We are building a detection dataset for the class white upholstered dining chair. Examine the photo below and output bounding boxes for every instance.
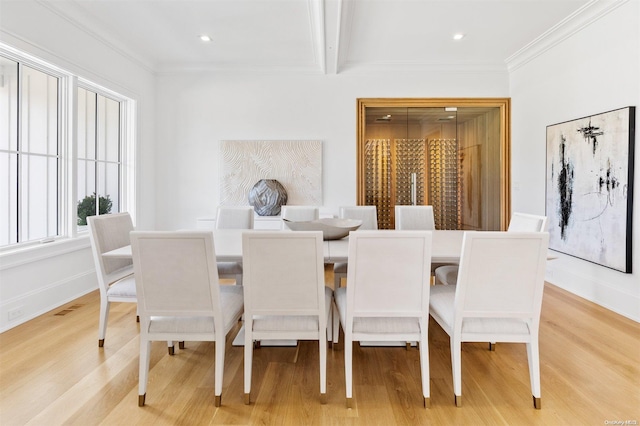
[507,212,548,232]
[429,231,549,409]
[130,231,244,407]
[333,205,378,288]
[394,205,449,280]
[434,212,547,286]
[394,205,435,230]
[215,206,254,285]
[241,231,331,404]
[88,212,137,348]
[280,205,319,228]
[334,230,433,408]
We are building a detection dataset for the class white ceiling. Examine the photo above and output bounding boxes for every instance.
[23,0,592,74]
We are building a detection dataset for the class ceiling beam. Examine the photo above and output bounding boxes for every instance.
[323,0,341,74]
[308,0,326,73]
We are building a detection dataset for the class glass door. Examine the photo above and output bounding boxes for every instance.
[357,99,510,230]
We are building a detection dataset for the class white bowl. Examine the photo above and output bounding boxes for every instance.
[283,218,362,240]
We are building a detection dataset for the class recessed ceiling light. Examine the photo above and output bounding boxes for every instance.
[199,35,212,42]
[453,33,465,41]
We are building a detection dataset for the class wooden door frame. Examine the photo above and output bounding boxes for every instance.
[356,98,511,230]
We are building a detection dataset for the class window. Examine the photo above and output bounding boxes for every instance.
[1,56,61,246]
[0,45,134,249]
[77,88,122,229]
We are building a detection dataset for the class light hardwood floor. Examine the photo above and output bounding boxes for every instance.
[1,269,639,425]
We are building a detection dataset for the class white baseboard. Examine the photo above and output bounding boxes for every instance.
[0,271,97,333]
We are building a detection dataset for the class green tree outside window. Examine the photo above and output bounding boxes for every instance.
[77,193,113,225]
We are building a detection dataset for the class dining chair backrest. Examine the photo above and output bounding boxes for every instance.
[346,230,432,321]
[216,206,255,229]
[454,231,549,324]
[433,212,548,287]
[130,230,244,407]
[395,205,435,230]
[281,206,319,230]
[337,230,433,407]
[242,231,325,316]
[131,231,222,319]
[508,212,547,232]
[88,212,135,287]
[339,206,378,230]
[281,205,320,222]
[241,230,329,404]
[429,231,549,408]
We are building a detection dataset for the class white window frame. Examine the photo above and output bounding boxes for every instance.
[75,80,135,233]
[0,43,136,252]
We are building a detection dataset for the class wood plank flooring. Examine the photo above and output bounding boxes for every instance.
[1,269,639,425]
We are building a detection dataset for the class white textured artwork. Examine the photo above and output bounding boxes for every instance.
[220,140,322,208]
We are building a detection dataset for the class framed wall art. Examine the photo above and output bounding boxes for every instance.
[546,106,635,273]
[219,140,322,208]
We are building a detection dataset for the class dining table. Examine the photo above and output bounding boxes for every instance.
[102,228,468,264]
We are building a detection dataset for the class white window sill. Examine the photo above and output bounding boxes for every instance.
[0,236,91,271]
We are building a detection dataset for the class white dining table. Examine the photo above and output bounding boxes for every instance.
[102,229,468,264]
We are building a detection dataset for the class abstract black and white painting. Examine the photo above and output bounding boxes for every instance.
[546,107,635,273]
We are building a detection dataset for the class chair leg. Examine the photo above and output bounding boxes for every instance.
[326,305,333,345]
[345,335,353,407]
[168,341,175,356]
[179,341,185,350]
[533,396,542,409]
[98,299,110,347]
[489,342,496,351]
[139,339,151,406]
[214,336,225,407]
[332,300,340,345]
[334,273,342,289]
[419,330,430,408]
[244,323,253,405]
[346,397,354,408]
[293,341,301,363]
[526,340,542,409]
[319,332,327,404]
[451,337,462,407]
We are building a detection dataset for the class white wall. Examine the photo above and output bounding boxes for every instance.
[0,0,156,331]
[154,70,509,230]
[1,0,637,332]
[509,0,639,321]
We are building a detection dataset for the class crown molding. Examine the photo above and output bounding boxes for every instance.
[0,31,144,100]
[338,60,509,74]
[34,0,157,75]
[506,0,630,72]
[155,63,326,76]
